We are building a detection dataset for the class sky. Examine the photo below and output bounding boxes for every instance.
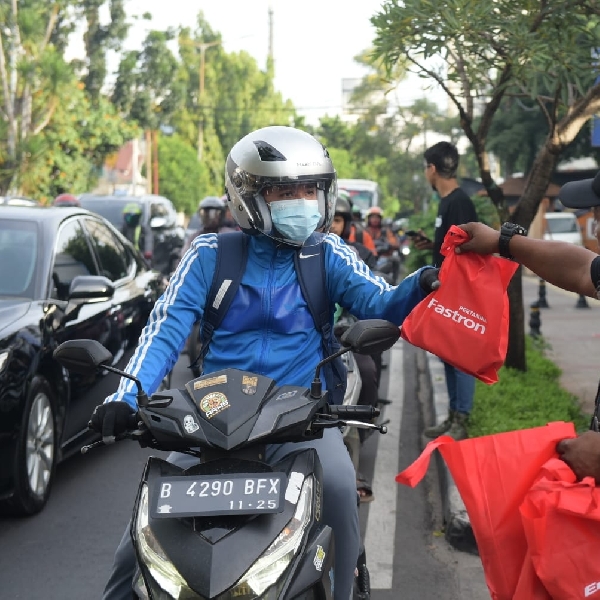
[66,0,445,124]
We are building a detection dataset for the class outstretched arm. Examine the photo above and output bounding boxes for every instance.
[457,222,597,298]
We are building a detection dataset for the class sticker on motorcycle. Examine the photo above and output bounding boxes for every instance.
[242,375,258,395]
[313,545,326,572]
[285,471,304,504]
[275,390,297,401]
[199,392,230,419]
[314,479,322,522]
[183,414,200,434]
[194,374,227,390]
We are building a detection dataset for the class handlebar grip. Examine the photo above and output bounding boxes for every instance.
[328,405,380,420]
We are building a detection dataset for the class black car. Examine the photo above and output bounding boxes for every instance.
[0,206,167,515]
[78,194,185,276]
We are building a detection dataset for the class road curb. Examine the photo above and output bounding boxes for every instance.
[423,351,478,555]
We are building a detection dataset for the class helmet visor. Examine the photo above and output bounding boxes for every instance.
[257,179,332,236]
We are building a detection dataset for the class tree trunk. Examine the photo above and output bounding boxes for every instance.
[511,143,561,228]
[502,142,561,370]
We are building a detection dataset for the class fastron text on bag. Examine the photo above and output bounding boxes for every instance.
[426,297,487,335]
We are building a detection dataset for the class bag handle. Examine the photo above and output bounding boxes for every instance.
[396,435,455,487]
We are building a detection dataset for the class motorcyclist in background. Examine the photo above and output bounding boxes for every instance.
[89,125,441,600]
[338,189,378,256]
[365,206,400,256]
[180,195,238,256]
[121,202,144,251]
[52,193,80,207]
[329,195,377,270]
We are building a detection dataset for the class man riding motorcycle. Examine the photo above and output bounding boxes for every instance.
[89,125,440,600]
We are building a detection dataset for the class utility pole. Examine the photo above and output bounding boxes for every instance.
[145,130,152,194]
[152,130,159,195]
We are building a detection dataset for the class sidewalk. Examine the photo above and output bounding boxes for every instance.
[522,273,600,414]
[422,272,600,553]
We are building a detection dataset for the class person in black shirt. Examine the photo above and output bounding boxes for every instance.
[413,141,479,440]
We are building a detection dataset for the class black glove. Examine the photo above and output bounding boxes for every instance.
[89,401,138,444]
[419,267,440,294]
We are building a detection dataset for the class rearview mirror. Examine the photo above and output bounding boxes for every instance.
[68,275,114,303]
[53,339,113,375]
[340,319,400,355]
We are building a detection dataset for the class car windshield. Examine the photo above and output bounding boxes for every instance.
[0,220,39,298]
[79,198,143,228]
[546,216,578,234]
[347,190,374,212]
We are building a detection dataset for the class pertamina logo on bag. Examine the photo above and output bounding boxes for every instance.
[426,298,487,335]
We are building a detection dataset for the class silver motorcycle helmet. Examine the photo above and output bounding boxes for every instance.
[224,126,337,246]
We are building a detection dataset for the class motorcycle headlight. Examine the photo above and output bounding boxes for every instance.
[223,476,314,599]
[401,246,410,256]
[135,484,199,599]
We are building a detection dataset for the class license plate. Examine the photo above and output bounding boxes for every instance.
[151,473,287,518]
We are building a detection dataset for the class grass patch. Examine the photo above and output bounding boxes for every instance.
[469,336,589,437]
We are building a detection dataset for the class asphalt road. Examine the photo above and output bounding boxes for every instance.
[0,344,487,599]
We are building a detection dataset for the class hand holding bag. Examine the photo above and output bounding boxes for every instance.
[396,421,576,600]
[401,225,518,383]
[520,457,600,600]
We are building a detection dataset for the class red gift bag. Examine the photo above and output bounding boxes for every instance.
[520,458,600,600]
[401,225,518,383]
[396,421,576,600]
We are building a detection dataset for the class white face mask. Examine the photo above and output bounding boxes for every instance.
[269,198,322,243]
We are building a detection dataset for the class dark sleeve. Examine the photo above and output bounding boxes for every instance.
[590,256,600,290]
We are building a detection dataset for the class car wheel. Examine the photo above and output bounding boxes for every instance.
[0,377,57,516]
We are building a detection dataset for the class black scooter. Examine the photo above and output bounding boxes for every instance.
[54,319,399,600]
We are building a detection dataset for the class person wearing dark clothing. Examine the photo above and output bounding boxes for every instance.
[413,141,479,440]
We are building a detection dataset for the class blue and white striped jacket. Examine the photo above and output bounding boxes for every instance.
[106,232,430,408]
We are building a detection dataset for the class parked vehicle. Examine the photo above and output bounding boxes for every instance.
[0,205,167,515]
[78,194,185,276]
[543,211,584,246]
[0,196,40,207]
[54,319,397,600]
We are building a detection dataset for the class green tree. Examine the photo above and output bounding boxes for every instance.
[0,0,74,192]
[488,96,600,177]
[80,0,129,102]
[111,29,181,129]
[156,134,212,215]
[170,12,295,190]
[372,0,600,371]
[19,80,135,201]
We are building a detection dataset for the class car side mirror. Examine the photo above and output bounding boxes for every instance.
[68,275,114,303]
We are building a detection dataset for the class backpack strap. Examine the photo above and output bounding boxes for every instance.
[294,233,330,340]
[190,232,248,372]
[294,233,347,404]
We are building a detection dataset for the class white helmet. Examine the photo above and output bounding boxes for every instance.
[225,126,337,246]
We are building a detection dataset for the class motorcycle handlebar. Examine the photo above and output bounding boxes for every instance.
[328,405,380,420]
